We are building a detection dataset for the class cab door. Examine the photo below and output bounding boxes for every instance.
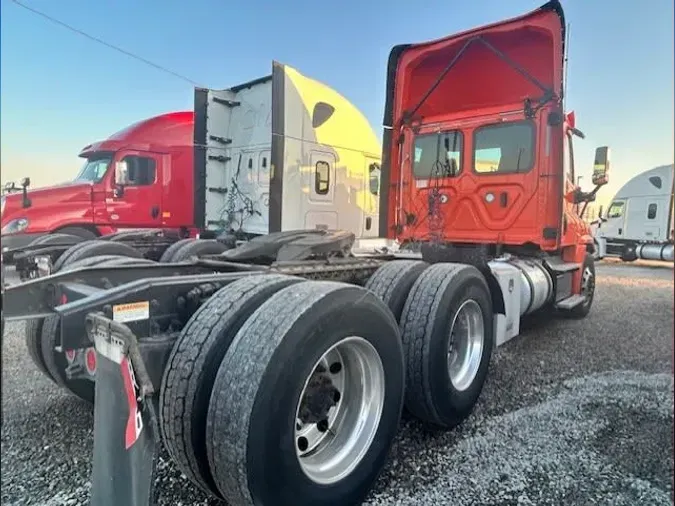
[106,150,164,228]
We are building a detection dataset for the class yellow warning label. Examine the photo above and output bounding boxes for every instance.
[112,301,150,323]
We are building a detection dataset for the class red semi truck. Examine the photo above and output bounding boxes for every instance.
[2,66,384,278]
[1,111,196,251]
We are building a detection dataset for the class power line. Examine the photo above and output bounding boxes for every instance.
[8,0,201,86]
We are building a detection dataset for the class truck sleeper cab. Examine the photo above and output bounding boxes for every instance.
[593,164,674,262]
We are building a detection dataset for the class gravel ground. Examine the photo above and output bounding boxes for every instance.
[1,261,673,506]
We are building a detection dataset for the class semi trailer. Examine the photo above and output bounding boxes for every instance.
[592,163,674,262]
[1,64,383,280]
[1,1,609,505]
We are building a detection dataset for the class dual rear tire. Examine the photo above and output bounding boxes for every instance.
[159,260,494,504]
[366,260,494,428]
[160,276,404,505]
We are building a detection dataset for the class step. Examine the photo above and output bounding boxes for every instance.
[544,258,581,273]
[555,294,586,310]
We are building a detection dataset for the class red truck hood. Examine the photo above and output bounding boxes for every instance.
[384,0,565,125]
[2,181,93,224]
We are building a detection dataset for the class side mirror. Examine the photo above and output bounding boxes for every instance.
[592,146,610,186]
[19,177,31,208]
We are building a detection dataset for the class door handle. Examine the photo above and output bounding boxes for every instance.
[151,206,160,219]
[499,192,508,208]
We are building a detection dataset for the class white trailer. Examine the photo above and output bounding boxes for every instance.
[593,164,674,262]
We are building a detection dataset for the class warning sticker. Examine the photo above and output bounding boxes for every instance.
[112,301,150,323]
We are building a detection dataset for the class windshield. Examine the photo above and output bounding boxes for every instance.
[74,154,112,183]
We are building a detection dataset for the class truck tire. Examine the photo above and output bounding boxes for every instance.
[160,274,305,496]
[24,253,120,386]
[51,240,99,272]
[24,252,122,385]
[562,253,596,319]
[365,260,429,322]
[54,226,98,240]
[25,318,55,383]
[620,243,638,262]
[400,263,493,429]
[169,239,230,262]
[29,233,85,247]
[159,238,195,263]
[53,240,141,272]
[40,315,95,404]
[39,254,155,403]
[205,281,405,506]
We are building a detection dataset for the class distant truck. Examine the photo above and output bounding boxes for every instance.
[1,64,382,271]
[592,164,674,262]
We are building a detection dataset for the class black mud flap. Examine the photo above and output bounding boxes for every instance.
[86,312,159,506]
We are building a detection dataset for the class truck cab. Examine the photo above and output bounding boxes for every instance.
[380,0,607,265]
[593,164,674,261]
[1,112,195,250]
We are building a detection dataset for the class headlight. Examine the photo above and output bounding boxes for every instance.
[1,218,29,234]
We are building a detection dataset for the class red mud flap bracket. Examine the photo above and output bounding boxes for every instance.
[85,312,159,506]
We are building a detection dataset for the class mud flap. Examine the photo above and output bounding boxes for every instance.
[86,312,159,506]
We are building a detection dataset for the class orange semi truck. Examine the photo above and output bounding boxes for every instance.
[2,2,610,505]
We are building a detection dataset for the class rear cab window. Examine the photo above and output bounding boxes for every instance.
[412,130,463,179]
[473,121,535,174]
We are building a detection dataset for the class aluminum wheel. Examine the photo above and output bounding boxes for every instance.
[295,336,385,485]
[447,299,484,392]
[580,266,595,305]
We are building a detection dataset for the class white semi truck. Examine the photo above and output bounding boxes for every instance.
[593,164,674,262]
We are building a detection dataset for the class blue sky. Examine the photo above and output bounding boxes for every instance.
[1,0,673,204]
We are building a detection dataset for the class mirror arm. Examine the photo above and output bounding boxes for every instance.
[570,127,585,139]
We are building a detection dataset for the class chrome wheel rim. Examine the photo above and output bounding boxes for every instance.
[447,299,484,392]
[294,336,385,485]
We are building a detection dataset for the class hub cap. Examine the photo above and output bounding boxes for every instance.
[294,336,385,485]
[447,299,484,392]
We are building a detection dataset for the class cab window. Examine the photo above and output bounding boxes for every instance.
[75,154,112,183]
[564,133,575,182]
[315,161,330,195]
[607,201,625,218]
[412,130,462,179]
[473,121,535,174]
[369,163,381,196]
[122,156,156,186]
